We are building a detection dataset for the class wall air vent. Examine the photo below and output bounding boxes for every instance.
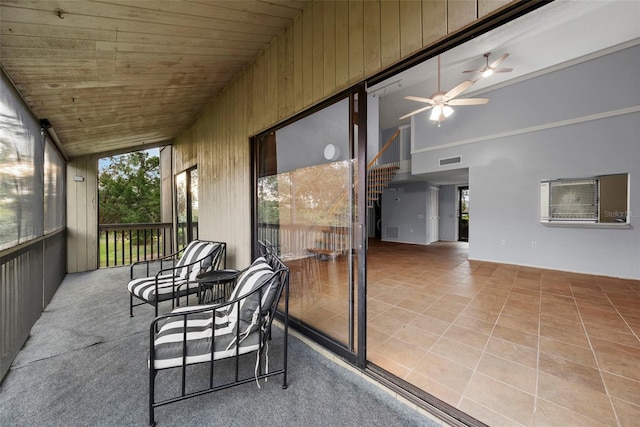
[385,226,399,239]
[439,156,461,166]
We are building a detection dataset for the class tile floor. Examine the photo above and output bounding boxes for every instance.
[365,240,640,427]
[284,239,640,426]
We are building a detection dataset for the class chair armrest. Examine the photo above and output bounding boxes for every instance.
[160,302,223,316]
[150,276,268,325]
[195,269,240,283]
[159,250,223,279]
[130,258,162,280]
[150,302,226,336]
[155,265,182,278]
[130,253,179,279]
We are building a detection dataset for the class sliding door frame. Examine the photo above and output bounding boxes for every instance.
[251,83,368,366]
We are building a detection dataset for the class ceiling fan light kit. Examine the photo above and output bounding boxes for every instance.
[482,68,494,78]
[399,55,495,125]
[430,105,454,121]
[465,52,513,79]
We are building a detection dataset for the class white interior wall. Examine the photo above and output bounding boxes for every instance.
[381,181,430,245]
[411,45,640,279]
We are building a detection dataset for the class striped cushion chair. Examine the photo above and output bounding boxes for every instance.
[128,240,226,317]
[148,255,290,426]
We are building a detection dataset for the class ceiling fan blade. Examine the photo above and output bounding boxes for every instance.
[447,98,490,105]
[399,105,434,120]
[489,52,509,69]
[443,80,474,101]
[404,95,435,104]
[463,53,511,75]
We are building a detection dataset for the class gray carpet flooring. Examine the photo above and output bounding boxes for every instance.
[0,266,441,427]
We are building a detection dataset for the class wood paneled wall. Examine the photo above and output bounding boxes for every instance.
[66,0,512,271]
[173,0,512,268]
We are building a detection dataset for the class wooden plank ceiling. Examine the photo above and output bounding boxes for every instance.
[0,0,309,158]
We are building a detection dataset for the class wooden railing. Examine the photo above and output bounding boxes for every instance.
[98,223,173,267]
[258,223,350,260]
[261,129,403,260]
[368,128,400,169]
[367,129,401,208]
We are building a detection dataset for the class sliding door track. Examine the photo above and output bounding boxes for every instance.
[366,364,488,427]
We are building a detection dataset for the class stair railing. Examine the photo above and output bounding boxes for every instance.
[367,128,400,169]
[328,128,402,217]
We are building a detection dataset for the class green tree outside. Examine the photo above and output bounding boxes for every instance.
[99,150,160,224]
[98,150,162,266]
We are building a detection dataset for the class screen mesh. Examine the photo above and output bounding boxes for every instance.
[44,139,65,233]
[1,72,44,250]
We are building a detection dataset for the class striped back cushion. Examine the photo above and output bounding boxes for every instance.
[175,240,218,280]
[226,257,274,328]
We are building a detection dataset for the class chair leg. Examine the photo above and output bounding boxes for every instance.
[282,352,288,389]
[129,294,134,317]
[149,367,157,426]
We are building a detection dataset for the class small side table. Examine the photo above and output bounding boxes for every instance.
[195,269,241,304]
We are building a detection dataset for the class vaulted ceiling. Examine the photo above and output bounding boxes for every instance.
[371,0,640,130]
[0,0,310,158]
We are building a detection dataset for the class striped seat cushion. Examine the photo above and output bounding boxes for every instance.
[152,257,278,370]
[152,305,263,370]
[175,240,220,281]
[226,257,274,320]
[128,240,220,303]
[127,274,196,303]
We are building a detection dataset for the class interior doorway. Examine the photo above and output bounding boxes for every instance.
[429,186,440,243]
[458,186,469,242]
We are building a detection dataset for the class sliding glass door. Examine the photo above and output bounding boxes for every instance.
[175,167,198,250]
[255,91,366,360]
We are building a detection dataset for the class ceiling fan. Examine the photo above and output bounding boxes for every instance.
[399,56,489,124]
[464,52,513,78]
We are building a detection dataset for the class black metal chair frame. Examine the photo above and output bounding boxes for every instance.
[147,254,289,426]
[129,240,227,317]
